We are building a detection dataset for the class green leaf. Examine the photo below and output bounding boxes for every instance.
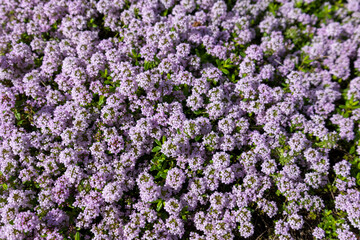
[216,59,221,67]
[152,146,161,152]
[162,135,166,143]
[221,68,229,75]
[131,49,137,57]
[356,173,360,186]
[98,95,105,106]
[149,199,160,204]
[235,22,242,30]
[194,110,204,115]
[324,210,332,216]
[104,79,112,85]
[156,200,163,211]
[2,184,7,190]
[14,112,21,120]
[159,171,167,179]
[161,9,168,16]
[75,232,80,240]
[183,84,189,96]
[350,146,356,154]
[158,156,165,163]
[150,164,159,171]
[155,139,162,146]
[195,135,202,142]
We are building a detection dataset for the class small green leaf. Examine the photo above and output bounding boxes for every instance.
[239,51,246,58]
[161,9,168,16]
[194,110,203,115]
[15,112,21,120]
[155,139,162,146]
[216,59,221,66]
[156,200,163,211]
[356,173,360,185]
[98,95,105,106]
[235,23,242,30]
[183,84,189,96]
[150,164,159,171]
[194,135,202,142]
[152,146,161,152]
[104,80,112,85]
[159,171,167,179]
[75,232,80,240]
[149,199,160,204]
[131,49,137,57]
[350,146,356,154]
[221,68,229,75]
[162,135,166,143]
[324,210,332,216]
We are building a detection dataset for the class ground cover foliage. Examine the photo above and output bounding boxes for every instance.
[0,0,360,239]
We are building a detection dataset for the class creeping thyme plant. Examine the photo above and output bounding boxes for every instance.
[1,0,360,239]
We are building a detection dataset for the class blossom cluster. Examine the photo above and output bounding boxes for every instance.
[0,0,360,239]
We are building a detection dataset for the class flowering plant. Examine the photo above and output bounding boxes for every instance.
[0,0,360,239]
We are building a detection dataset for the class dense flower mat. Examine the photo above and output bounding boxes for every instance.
[1,0,360,239]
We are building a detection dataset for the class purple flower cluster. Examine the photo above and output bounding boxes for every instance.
[0,0,360,239]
